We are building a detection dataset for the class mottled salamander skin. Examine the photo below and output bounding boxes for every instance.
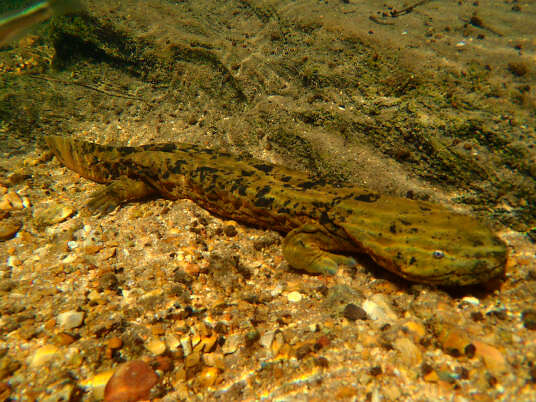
[45,135,507,286]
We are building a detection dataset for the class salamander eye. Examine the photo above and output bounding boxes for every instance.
[433,250,445,259]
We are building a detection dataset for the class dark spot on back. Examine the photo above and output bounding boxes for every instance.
[196,166,219,182]
[171,159,187,174]
[354,193,380,203]
[255,197,274,208]
[298,179,326,190]
[319,211,331,225]
[419,204,432,212]
[253,164,274,173]
[313,201,328,208]
[255,185,271,199]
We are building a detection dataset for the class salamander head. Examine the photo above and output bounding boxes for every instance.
[379,208,507,286]
[337,197,508,286]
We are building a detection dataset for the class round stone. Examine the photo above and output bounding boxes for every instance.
[343,303,368,321]
[104,360,158,402]
[57,311,85,330]
[521,309,536,330]
[287,291,303,303]
[0,220,22,241]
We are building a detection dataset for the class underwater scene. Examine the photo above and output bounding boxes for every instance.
[0,0,535,400]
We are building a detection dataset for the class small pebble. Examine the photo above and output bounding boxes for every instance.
[185,351,201,367]
[343,303,368,321]
[223,224,237,237]
[473,341,508,376]
[314,356,329,368]
[521,309,536,330]
[529,366,536,383]
[57,311,85,330]
[245,329,260,347]
[222,333,241,354]
[34,203,74,226]
[198,367,219,387]
[393,337,422,366]
[104,360,158,402]
[108,337,123,350]
[99,273,119,291]
[56,333,76,346]
[369,366,382,376]
[29,345,58,367]
[7,256,21,267]
[0,192,23,210]
[402,321,426,343]
[296,344,313,360]
[461,296,480,306]
[165,334,180,351]
[145,339,166,355]
[203,352,225,369]
[79,369,115,400]
[260,330,275,349]
[180,335,192,356]
[153,355,173,372]
[362,295,397,324]
[440,326,471,357]
[0,220,22,241]
[287,291,303,303]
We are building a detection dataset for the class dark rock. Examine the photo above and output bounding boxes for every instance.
[314,356,329,368]
[172,270,193,287]
[470,312,484,321]
[252,233,280,250]
[464,343,476,358]
[343,303,368,321]
[529,365,536,383]
[486,309,507,320]
[245,329,260,347]
[521,309,536,330]
[296,344,313,360]
[223,225,237,237]
[0,280,16,292]
[99,273,119,291]
[369,366,382,376]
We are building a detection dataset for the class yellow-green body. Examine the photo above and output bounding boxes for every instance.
[45,135,507,286]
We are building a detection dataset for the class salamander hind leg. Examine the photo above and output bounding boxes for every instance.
[87,176,156,214]
[282,224,357,275]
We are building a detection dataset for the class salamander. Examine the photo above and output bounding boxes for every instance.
[45,135,507,286]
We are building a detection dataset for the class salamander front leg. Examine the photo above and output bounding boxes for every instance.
[282,224,356,275]
[87,176,156,214]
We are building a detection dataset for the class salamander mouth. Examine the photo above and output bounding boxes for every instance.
[402,257,507,286]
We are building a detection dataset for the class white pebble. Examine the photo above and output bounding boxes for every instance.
[362,294,397,324]
[29,344,58,367]
[462,296,480,306]
[180,335,192,356]
[287,291,303,303]
[146,338,166,355]
[260,330,275,349]
[222,333,241,354]
[57,311,85,330]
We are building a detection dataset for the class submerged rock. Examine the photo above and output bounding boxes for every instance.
[0,220,21,241]
[34,203,74,227]
[104,360,158,402]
